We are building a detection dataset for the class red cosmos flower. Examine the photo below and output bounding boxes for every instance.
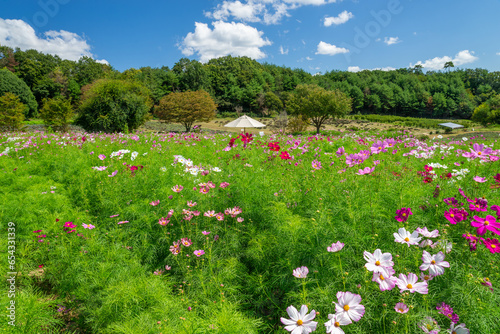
[82,136,86,142]
[280,151,291,160]
[229,138,236,147]
[268,142,280,151]
[130,166,138,172]
[240,133,253,147]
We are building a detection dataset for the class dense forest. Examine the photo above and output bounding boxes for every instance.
[1,44,500,121]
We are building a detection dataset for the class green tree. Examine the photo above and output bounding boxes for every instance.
[471,103,491,126]
[40,97,73,131]
[0,92,26,130]
[76,79,152,132]
[154,90,217,132]
[0,68,37,117]
[286,84,351,134]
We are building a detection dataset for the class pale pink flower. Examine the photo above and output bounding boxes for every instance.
[207,181,216,189]
[180,238,192,247]
[293,266,309,278]
[394,227,422,246]
[416,227,440,238]
[281,305,318,334]
[419,251,450,276]
[110,214,119,218]
[220,182,230,188]
[327,241,345,252]
[149,200,160,206]
[419,239,434,248]
[372,267,397,291]
[165,265,171,270]
[98,154,106,160]
[216,212,225,221]
[117,221,129,224]
[172,185,184,193]
[473,176,487,183]
[204,210,216,217]
[202,231,211,235]
[356,167,375,175]
[363,249,394,277]
[237,217,244,222]
[396,273,428,294]
[158,217,169,226]
[199,186,210,194]
[187,200,197,207]
[108,170,118,177]
[333,291,365,324]
[394,302,409,314]
[419,272,435,283]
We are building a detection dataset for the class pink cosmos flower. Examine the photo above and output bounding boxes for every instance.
[471,215,500,236]
[473,176,487,183]
[165,265,171,270]
[336,146,345,157]
[108,170,118,177]
[416,227,440,238]
[444,208,469,224]
[312,159,322,170]
[482,238,500,253]
[82,223,95,229]
[193,249,205,257]
[420,272,435,283]
[220,182,230,188]
[33,230,42,233]
[199,186,210,194]
[419,239,434,248]
[64,222,76,228]
[420,251,450,276]
[158,217,169,226]
[333,291,365,324]
[394,227,422,246]
[98,154,106,160]
[187,200,197,207]
[110,214,119,218]
[117,221,129,224]
[372,267,397,292]
[171,185,184,193]
[204,210,216,217]
[150,200,160,206]
[207,181,216,189]
[396,273,428,294]
[356,167,375,175]
[363,249,394,277]
[293,266,309,278]
[418,317,440,333]
[180,238,192,247]
[281,305,318,334]
[237,217,244,222]
[395,207,413,223]
[324,313,350,334]
[216,212,225,221]
[394,302,409,314]
[202,231,211,235]
[327,241,345,252]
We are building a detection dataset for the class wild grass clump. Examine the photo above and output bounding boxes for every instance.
[1,129,499,333]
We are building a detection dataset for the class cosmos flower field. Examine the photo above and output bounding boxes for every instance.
[1,129,499,333]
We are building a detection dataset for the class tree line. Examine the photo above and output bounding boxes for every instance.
[1,44,499,132]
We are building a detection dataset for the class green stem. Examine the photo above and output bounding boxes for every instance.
[301,280,307,305]
[338,252,345,291]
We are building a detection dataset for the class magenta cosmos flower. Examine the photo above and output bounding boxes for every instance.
[311,159,322,170]
[394,302,409,314]
[293,266,309,279]
[193,250,205,257]
[280,305,318,334]
[481,238,500,253]
[395,207,413,223]
[171,185,184,193]
[396,273,428,294]
[473,176,487,183]
[444,208,469,224]
[356,167,375,175]
[324,313,350,334]
[327,241,345,252]
[363,249,394,277]
[280,151,292,160]
[394,227,422,246]
[471,215,500,236]
[333,291,365,324]
[419,251,450,276]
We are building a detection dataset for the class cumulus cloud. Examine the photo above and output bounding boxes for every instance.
[410,50,478,70]
[0,18,105,62]
[324,10,353,27]
[206,0,338,25]
[348,66,396,72]
[383,36,400,45]
[180,21,272,63]
[279,45,288,54]
[315,41,349,56]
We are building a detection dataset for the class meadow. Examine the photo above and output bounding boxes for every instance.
[1,127,499,333]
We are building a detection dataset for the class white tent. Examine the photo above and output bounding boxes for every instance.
[224,115,266,132]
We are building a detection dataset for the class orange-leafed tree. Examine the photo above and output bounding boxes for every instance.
[155,90,217,132]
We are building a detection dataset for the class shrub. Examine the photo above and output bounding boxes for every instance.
[0,92,26,131]
[39,97,74,132]
[76,79,152,133]
[287,115,309,133]
[0,68,37,117]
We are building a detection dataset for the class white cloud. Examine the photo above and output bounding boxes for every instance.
[180,21,272,63]
[306,56,313,60]
[315,41,349,56]
[207,1,264,22]
[497,52,500,56]
[284,0,337,5]
[0,18,105,62]
[383,36,400,45]
[411,50,478,70]
[324,10,353,26]
[348,66,396,72]
[279,45,288,54]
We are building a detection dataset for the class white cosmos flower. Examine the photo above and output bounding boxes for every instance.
[363,249,394,277]
[416,227,440,238]
[325,313,350,334]
[419,251,450,276]
[280,305,318,334]
[333,291,365,324]
[394,227,422,246]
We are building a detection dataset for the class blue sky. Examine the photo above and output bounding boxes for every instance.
[1,0,499,74]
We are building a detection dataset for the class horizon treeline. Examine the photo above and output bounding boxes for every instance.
[1,45,499,119]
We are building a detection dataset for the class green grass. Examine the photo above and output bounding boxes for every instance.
[1,129,499,333]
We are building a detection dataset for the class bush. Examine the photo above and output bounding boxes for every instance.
[0,68,37,117]
[287,115,309,133]
[0,92,26,131]
[76,79,152,133]
[39,97,73,132]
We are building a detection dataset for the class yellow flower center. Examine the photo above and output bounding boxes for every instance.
[406,284,413,289]
[380,274,385,280]
[343,305,350,311]
[404,237,410,242]
[424,275,430,280]
[485,221,489,225]
[402,213,406,217]
[399,308,404,312]
[478,152,482,155]
[447,314,452,318]
[427,324,433,330]
[492,245,497,249]
[431,260,436,264]
[452,332,457,334]
[450,214,454,218]
[375,261,381,266]
[297,320,303,325]
[378,147,382,150]
[334,321,340,327]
